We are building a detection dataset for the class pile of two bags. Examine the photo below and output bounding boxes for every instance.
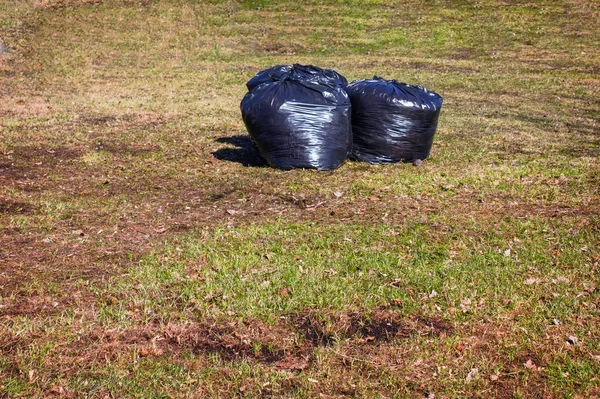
[240,64,443,170]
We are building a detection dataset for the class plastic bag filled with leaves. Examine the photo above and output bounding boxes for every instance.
[240,64,352,170]
[346,76,442,164]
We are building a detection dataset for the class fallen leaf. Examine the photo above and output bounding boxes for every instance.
[279,288,290,297]
[466,368,478,383]
[566,335,578,345]
[333,191,343,198]
[226,209,237,215]
[50,386,65,394]
[154,227,167,234]
[308,378,319,383]
[390,298,403,306]
[490,374,499,381]
[524,278,537,285]
[460,298,471,312]
[524,358,537,371]
[139,346,163,357]
[413,159,422,166]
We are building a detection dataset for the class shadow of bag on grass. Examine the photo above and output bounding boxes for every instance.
[212,135,267,167]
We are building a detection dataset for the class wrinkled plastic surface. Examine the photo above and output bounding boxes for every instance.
[346,76,443,164]
[241,64,352,170]
[246,64,348,92]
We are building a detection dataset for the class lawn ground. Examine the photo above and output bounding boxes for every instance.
[0,0,599,397]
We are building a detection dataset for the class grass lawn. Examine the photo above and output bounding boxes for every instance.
[1,0,599,397]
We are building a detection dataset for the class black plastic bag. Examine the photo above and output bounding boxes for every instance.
[246,64,348,92]
[346,77,443,164]
[240,64,352,171]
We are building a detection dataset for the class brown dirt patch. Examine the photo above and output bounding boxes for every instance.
[0,145,84,183]
[295,308,453,347]
[4,309,453,377]
[0,200,36,214]
[44,318,302,373]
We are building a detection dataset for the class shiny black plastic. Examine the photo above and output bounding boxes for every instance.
[346,77,443,164]
[240,64,352,170]
[246,64,348,92]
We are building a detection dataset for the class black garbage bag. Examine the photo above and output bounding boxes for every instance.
[240,64,352,170]
[246,64,348,92]
[346,77,443,164]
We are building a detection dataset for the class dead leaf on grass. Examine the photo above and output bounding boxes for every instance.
[566,335,579,345]
[139,346,164,357]
[466,368,478,383]
[49,385,65,395]
[524,358,538,371]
